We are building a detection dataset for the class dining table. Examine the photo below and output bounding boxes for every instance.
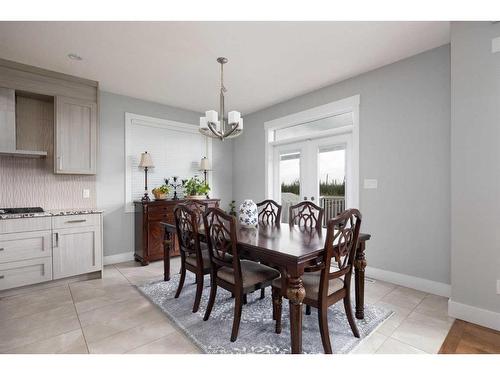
[161,221,371,354]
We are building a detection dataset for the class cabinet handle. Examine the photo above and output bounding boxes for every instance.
[66,219,87,223]
[0,275,4,279]
[0,248,4,251]
[57,156,62,171]
[54,233,59,248]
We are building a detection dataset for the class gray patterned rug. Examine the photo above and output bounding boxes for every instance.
[137,273,392,354]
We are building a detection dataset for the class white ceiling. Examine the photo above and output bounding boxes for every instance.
[0,22,450,115]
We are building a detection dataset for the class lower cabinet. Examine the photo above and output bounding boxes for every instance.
[52,225,102,279]
[0,257,52,290]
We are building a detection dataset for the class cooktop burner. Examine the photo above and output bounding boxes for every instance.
[0,207,45,215]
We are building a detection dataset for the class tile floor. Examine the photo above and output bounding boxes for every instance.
[0,258,454,354]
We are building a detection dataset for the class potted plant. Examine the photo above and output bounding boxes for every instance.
[183,176,210,199]
[152,184,171,200]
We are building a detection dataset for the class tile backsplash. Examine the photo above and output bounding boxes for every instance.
[0,156,96,209]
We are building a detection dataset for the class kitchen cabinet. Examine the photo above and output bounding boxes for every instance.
[54,95,97,175]
[52,217,102,279]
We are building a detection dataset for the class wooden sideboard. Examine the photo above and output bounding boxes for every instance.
[133,199,220,265]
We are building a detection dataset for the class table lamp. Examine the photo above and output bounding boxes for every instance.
[139,151,154,201]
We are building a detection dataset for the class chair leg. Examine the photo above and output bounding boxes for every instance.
[174,260,186,298]
[231,292,243,342]
[203,275,217,321]
[273,288,282,334]
[192,272,204,313]
[343,294,360,338]
[318,306,332,354]
[260,288,265,299]
[271,287,278,320]
[243,294,248,305]
[305,304,311,315]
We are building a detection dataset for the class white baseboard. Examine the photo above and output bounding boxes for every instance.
[365,266,451,297]
[103,251,134,265]
[448,299,500,331]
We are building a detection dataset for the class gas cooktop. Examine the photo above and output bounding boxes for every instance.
[0,207,45,215]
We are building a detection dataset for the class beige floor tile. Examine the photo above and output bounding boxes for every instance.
[351,332,388,354]
[0,304,80,352]
[79,296,166,343]
[126,330,201,354]
[390,311,452,353]
[6,329,88,354]
[0,285,72,321]
[413,294,452,322]
[88,318,177,354]
[71,283,142,314]
[380,286,427,310]
[375,338,426,354]
[376,302,413,336]
[364,279,398,304]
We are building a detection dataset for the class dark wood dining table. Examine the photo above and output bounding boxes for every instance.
[161,221,370,354]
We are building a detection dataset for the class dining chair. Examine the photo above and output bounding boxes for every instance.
[173,204,211,313]
[272,208,362,354]
[256,199,282,225]
[203,207,280,342]
[289,201,324,231]
[182,199,208,226]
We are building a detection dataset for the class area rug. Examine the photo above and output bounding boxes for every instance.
[137,273,392,354]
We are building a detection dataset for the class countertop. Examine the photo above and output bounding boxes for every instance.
[0,208,103,220]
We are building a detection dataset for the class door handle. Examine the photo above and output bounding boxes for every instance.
[311,196,315,201]
[54,232,59,248]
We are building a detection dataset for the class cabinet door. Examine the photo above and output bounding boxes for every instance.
[52,226,102,279]
[55,96,97,174]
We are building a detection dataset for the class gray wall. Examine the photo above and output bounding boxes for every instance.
[233,45,451,284]
[450,22,500,313]
[97,92,233,257]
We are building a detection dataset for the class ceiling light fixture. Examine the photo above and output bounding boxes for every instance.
[199,57,243,141]
[67,53,83,61]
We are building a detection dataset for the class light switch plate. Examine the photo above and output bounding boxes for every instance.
[492,36,500,53]
[363,179,378,189]
[83,189,90,199]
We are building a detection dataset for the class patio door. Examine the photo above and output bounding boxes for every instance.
[273,134,352,224]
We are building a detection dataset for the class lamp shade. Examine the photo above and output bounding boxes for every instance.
[138,152,154,168]
[199,157,211,171]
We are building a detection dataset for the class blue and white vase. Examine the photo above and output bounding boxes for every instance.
[238,199,258,228]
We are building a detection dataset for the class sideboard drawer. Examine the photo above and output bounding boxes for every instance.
[52,214,100,229]
[0,217,51,234]
[0,230,52,263]
[0,257,52,290]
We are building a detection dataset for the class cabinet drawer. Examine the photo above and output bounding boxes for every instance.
[148,206,174,222]
[0,217,51,234]
[0,257,52,290]
[0,230,52,263]
[52,214,100,229]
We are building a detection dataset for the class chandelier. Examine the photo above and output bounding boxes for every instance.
[199,57,243,140]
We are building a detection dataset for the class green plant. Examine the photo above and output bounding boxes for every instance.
[152,184,171,194]
[229,200,237,216]
[281,179,345,196]
[183,176,210,196]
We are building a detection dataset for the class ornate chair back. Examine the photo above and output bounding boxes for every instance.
[182,199,208,227]
[203,208,242,284]
[256,199,282,225]
[289,201,324,230]
[174,205,203,265]
[319,209,362,298]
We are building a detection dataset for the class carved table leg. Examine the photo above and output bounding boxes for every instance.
[286,274,306,354]
[163,230,172,281]
[354,241,367,319]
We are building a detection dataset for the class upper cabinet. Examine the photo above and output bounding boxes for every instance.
[55,96,97,174]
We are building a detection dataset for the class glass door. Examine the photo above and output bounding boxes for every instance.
[272,134,352,225]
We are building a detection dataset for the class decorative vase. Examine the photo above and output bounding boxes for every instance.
[238,199,258,228]
[186,195,205,200]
